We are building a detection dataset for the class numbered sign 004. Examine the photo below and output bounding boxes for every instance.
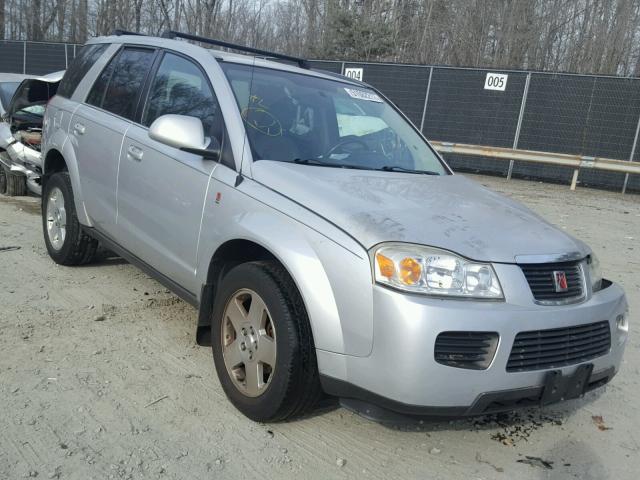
[484,73,508,91]
[344,68,363,81]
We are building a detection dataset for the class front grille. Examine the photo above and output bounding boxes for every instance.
[507,321,611,372]
[435,331,499,370]
[520,261,584,303]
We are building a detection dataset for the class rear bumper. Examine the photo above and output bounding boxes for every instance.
[317,278,628,415]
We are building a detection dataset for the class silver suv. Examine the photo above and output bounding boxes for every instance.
[41,32,629,422]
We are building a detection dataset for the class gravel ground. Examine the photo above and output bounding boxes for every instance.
[1,174,639,480]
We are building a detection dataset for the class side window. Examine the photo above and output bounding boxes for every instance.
[57,43,108,98]
[87,47,155,121]
[86,54,116,108]
[142,52,222,142]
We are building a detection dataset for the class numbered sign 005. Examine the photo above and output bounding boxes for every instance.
[484,73,508,91]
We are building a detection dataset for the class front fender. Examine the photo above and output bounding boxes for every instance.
[197,174,374,357]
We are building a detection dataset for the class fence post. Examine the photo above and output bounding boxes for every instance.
[622,110,640,194]
[64,44,68,68]
[507,72,531,180]
[419,67,434,133]
[22,41,26,74]
[340,62,345,75]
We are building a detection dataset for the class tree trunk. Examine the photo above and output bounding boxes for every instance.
[78,0,88,41]
[32,0,43,41]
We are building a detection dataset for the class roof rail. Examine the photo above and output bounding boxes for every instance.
[161,30,310,69]
[111,29,145,36]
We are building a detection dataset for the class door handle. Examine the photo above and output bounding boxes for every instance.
[127,145,144,162]
[73,123,86,135]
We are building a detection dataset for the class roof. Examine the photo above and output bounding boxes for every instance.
[88,34,365,88]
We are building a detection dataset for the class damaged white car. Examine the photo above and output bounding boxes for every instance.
[0,71,63,196]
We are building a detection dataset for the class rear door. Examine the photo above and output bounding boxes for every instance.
[116,51,225,292]
[71,46,156,235]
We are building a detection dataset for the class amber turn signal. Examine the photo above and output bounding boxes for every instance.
[376,253,395,279]
[400,257,422,285]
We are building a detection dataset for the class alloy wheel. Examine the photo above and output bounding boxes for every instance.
[46,186,67,250]
[221,288,277,397]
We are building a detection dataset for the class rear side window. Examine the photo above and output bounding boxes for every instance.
[86,55,117,108]
[87,47,155,121]
[57,43,108,98]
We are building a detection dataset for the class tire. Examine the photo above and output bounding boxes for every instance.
[2,164,27,196]
[42,172,98,265]
[211,261,322,422]
[0,163,7,195]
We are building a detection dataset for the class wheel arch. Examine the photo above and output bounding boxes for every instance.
[196,234,347,358]
[197,238,305,345]
[43,148,67,180]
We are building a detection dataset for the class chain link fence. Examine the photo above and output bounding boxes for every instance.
[0,40,81,75]
[1,40,639,192]
[315,60,640,193]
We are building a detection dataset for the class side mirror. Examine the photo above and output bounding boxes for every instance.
[148,114,220,161]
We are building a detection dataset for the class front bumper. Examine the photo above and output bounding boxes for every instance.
[317,275,628,415]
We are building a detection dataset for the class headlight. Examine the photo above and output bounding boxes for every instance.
[587,253,603,292]
[373,243,503,299]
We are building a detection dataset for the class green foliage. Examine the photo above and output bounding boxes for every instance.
[320,6,394,60]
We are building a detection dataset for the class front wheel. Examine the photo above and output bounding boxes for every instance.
[211,261,322,422]
[42,172,98,265]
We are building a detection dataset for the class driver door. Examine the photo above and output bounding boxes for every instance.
[116,51,225,293]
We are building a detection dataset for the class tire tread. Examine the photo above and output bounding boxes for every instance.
[257,261,322,421]
[3,165,27,196]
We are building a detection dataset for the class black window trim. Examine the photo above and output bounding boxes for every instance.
[83,44,160,125]
[85,45,120,110]
[138,47,234,169]
[138,48,220,130]
[81,43,235,170]
[58,43,110,99]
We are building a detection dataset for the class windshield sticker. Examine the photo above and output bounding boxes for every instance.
[241,95,283,137]
[344,87,383,103]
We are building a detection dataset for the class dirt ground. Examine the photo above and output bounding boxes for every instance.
[0,174,639,480]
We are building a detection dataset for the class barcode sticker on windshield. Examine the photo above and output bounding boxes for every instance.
[344,87,383,103]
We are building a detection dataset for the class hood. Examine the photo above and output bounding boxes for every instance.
[252,161,590,263]
[6,70,64,118]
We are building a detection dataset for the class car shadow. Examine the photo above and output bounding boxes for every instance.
[76,249,128,266]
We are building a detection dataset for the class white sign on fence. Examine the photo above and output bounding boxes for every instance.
[344,68,364,81]
[484,73,508,91]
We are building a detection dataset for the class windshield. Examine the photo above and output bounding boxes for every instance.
[219,63,447,175]
[16,105,46,118]
[0,82,20,110]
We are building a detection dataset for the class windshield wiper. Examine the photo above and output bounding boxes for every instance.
[380,165,440,175]
[292,158,371,170]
